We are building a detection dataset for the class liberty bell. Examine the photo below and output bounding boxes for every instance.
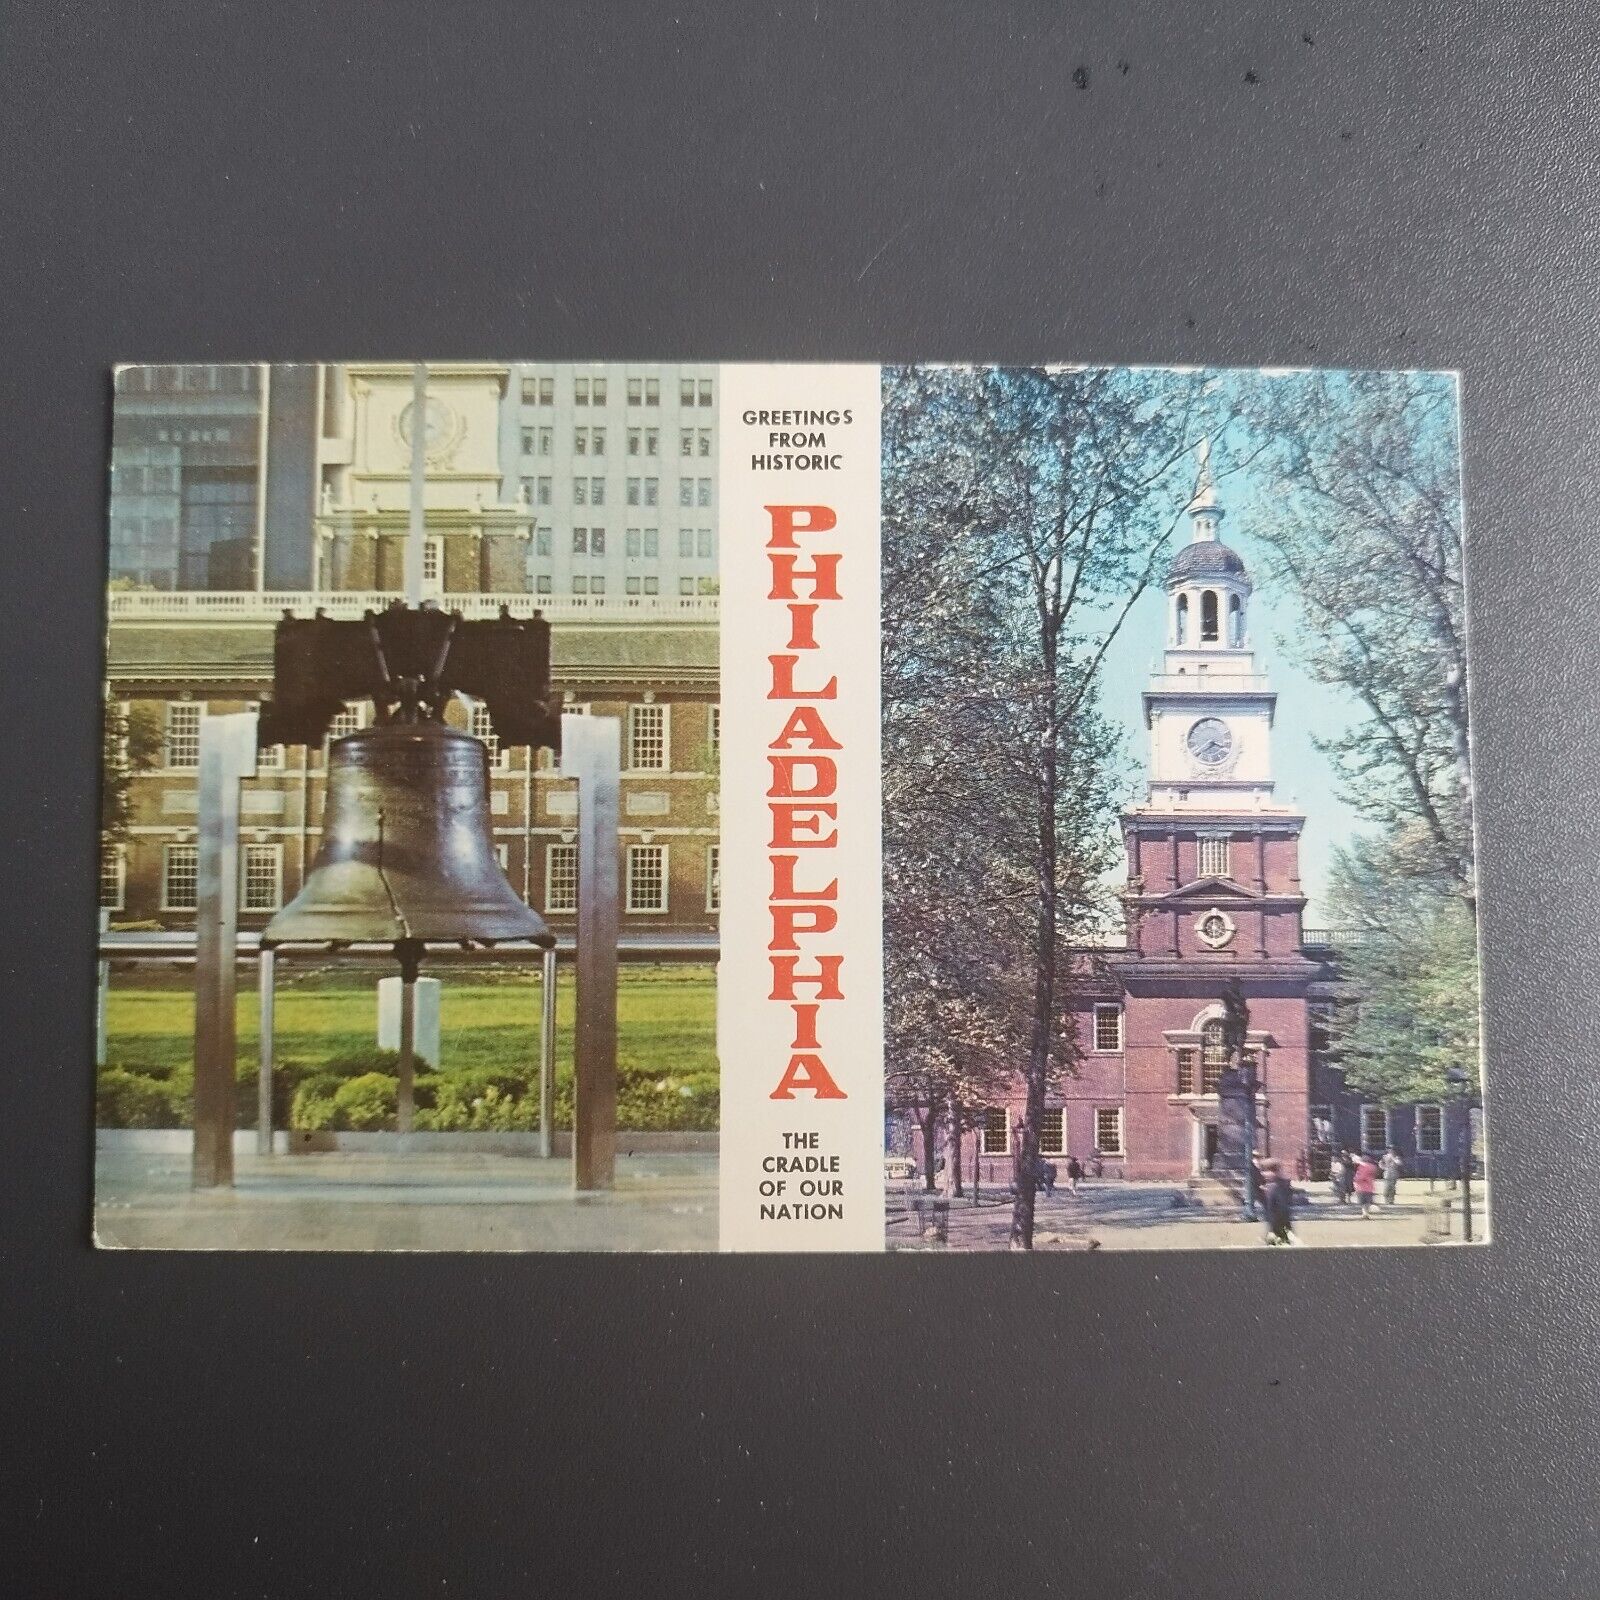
[258,602,561,976]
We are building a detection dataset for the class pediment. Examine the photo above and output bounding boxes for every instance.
[1154,875,1261,904]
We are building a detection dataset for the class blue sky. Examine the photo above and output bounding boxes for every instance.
[1091,447,1366,926]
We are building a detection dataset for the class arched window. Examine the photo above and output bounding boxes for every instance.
[1228,593,1243,647]
[1201,1018,1228,1092]
[1201,590,1219,642]
[1174,592,1189,645]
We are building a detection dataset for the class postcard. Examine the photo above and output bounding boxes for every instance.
[95,362,1485,1250]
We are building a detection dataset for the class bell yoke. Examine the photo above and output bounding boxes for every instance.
[258,602,562,977]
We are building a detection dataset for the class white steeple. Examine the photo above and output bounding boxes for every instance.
[1186,436,1225,543]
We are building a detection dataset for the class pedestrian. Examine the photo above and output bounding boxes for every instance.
[1066,1155,1083,1196]
[1040,1159,1057,1197]
[1262,1160,1296,1245]
[1329,1150,1347,1204]
[1353,1150,1380,1217]
[1381,1147,1403,1207]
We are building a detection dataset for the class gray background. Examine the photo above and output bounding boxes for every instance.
[2,3,1596,1595]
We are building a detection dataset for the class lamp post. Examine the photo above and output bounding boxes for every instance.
[1444,1065,1476,1243]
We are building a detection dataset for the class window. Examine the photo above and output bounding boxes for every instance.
[593,377,607,405]
[494,843,510,871]
[574,377,590,405]
[626,576,641,596]
[574,477,588,505]
[591,527,606,555]
[625,528,641,557]
[545,843,577,913]
[538,427,552,456]
[1094,1107,1124,1156]
[643,576,658,595]
[242,843,282,912]
[573,528,588,555]
[1416,1104,1445,1155]
[590,477,605,506]
[1228,593,1243,646]
[680,428,694,457]
[698,428,712,457]
[163,843,199,910]
[1196,836,1229,878]
[1201,1019,1228,1093]
[679,577,694,595]
[329,703,366,740]
[642,528,658,558]
[1093,1004,1123,1053]
[644,478,658,507]
[1175,1048,1195,1096]
[627,478,640,506]
[521,375,554,404]
[470,702,506,769]
[628,428,642,456]
[590,575,605,595]
[1038,1109,1064,1155]
[1201,590,1219,642]
[708,705,721,761]
[982,1107,1009,1155]
[645,427,658,456]
[697,528,714,558]
[99,843,126,910]
[536,574,552,594]
[574,427,588,455]
[536,477,552,506]
[521,429,535,455]
[572,576,588,595]
[1361,1105,1391,1152]
[1174,592,1189,645]
[645,378,659,406]
[678,480,694,508]
[706,844,721,912]
[678,527,694,558]
[696,477,712,507]
[628,703,668,771]
[165,702,201,768]
[698,379,712,406]
[626,844,667,912]
[592,427,606,456]
[627,378,642,405]
[422,536,442,585]
[680,378,695,405]
[535,526,552,557]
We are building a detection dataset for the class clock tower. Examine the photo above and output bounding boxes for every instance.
[1096,441,1320,1181]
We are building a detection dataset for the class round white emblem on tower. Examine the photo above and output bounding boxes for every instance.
[1195,908,1236,949]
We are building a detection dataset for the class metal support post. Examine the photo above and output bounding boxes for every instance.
[539,945,558,1160]
[1460,1098,1474,1244]
[565,713,619,1191]
[96,908,110,1068]
[406,363,427,606]
[395,939,423,1136]
[193,711,258,1188]
[257,948,276,1155]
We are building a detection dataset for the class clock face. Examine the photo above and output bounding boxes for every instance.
[1186,717,1234,767]
[398,397,452,452]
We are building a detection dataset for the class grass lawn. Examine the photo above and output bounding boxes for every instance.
[100,962,718,1130]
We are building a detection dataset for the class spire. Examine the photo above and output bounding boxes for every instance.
[1186,436,1225,542]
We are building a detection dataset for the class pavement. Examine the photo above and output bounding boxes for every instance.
[886,1177,1490,1251]
[94,1144,719,1252]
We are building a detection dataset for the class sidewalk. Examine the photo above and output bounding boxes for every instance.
[94,1143,719,1252]
[887,1177,1490,1251]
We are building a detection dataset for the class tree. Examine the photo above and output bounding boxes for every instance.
[101,694,162,842]
[1324,832,1481,1104]
[1240,370,1473,907]
[881,366,1223,1246]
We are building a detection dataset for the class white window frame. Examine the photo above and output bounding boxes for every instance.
[164,701,202,770]
[1092,1003,1123,1054]
[162,842,199,911]
[705,844,721,913]
[469,701,508,771]
[421,535,443,587]
[627,702,670,772]
[1415,1103,1445,1155]
[99,842,127,911]
[981,1107,1010,1156]
[544,843,578,913]
[1360,1104,1391,1153]
[1094,1106,1125,1157]
[328,702,367,742]
[241,843,283,912]
[707,705,721,763]
[625,843,669,915]
[1038,1108,1065,1156]
[1196,834,1230,878]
